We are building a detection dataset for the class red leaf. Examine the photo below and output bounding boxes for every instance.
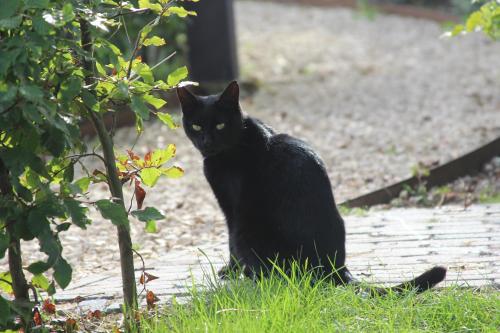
[146,290,159,309]
[42,299,56,314]
[33,309,42,326]
[144,272,159,283]
[135,181,146,209]
[73,296,84,303]
[127,150,140,161]
[144,152,152,166]
[66,318,77,331]
[86,310,102,319]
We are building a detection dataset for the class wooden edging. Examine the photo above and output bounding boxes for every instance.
[341,136,500,208]
[263,0,460,23]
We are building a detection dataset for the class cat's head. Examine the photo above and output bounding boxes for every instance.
[177,81,244,157]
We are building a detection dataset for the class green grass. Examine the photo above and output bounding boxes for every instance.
[139,267,500,333]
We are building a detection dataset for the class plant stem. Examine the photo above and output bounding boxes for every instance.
[79,17,138,321]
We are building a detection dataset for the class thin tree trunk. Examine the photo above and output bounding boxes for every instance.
[0,159,30,332]
[79,17,138,319]
[0,159,29,302]
[7,233,29,301]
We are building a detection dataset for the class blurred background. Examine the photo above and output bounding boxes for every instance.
[22,0,500,278]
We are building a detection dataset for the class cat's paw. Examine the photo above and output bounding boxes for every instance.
[217,265,234,280]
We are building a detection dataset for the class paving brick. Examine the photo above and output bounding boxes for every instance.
[49,204,500,313]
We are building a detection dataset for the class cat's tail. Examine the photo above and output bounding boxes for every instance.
[351,266,447,295]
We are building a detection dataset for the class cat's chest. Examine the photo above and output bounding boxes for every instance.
[203,156,245,200]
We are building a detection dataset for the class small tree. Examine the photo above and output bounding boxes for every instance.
[0,0,195,330]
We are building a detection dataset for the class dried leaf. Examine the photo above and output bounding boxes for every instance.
[135,181,146,209]
[73,295,84,303]
[139,273,145,285]
[42,299,56,314]
[33,308,42,326]
[127,149,140,161]
[86,309,102,319]
[146,290,159,309]
[144,272,159,283]
[66,318,77,331]
[144,151,152,165]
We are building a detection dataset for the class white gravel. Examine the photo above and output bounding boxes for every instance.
[2,1,500,282]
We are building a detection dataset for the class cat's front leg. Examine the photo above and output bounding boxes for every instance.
[218,256,240,279]
[218,241,240,279]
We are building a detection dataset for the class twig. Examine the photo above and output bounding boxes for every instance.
[132,248,147,297]
[127,189,136,214]
[129,51,176,83]
[126,16,161,79]
[0,278,12,285]
[108,8,149,19]
[66,152,106,164]
[0,100,19,115]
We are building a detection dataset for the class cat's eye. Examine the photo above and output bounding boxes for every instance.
[192,124,202,131]
[216,123,225,130]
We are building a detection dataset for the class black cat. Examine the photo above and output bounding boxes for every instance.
[177,81,446,293]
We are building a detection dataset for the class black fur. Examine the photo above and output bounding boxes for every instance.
[177,81,446,292]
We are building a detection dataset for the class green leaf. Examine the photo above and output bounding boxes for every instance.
[157,112,178,129]
[167,66,188,87]
[27,208,50,237]
[82,90,100,112]
[64,199,91,229]
[42,127,66,157]
[0,295,11,327]
[19,84,44,103]
[143,36,166,47]
[134,62,154,84]
[151,144,176,166]
[0,15,22,29]
[60,77,82,103]
[0,0,20,20]
[95,199,129,227]
[0,272,12,294]
[161,166,184,178]
[0,232,8,259]
[54,258,72,289]
[139,168,162,187]
[138,0,162,13]
[164,6,196,18]
[96,62,107,76]
[31,274,50,291]
[62,2,75,23]
[56,222,71,232]
[27,261,52,274]
[74,177,91,193]
[131,95,151,120]
[145,220,157,233]
[131,207,165,222]
[24,0,50,9]
[143,94,166,109]
[136,115,144,133]
[39,228,62,259]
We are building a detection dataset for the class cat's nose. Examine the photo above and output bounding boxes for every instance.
[202,135,212,146]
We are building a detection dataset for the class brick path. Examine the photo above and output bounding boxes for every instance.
[54,204,500,313]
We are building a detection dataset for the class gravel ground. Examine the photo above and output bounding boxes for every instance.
[2,1,500,282]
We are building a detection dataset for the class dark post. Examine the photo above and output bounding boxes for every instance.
[184,0,239,93]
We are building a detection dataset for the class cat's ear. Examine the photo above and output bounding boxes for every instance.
[177,87,198,114]
[218,81,239,108]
